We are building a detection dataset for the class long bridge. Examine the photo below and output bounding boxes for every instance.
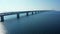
[0,11,40,22]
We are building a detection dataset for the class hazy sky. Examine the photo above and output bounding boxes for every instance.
[0,0,60,12]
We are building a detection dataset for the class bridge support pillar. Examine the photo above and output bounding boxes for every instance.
[17,13,20,19]
[38,11,39,13]
[32,12,33,15]
[26,12,29,16]
[35,11,37,14]
[1,16,4,22]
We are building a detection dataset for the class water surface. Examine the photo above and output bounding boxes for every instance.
[0,11,60,34]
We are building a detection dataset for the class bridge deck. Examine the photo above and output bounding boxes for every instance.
[0,11,39,16]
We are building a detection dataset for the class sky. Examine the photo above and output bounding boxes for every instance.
[0,0,60,12]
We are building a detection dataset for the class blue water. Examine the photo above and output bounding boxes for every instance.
[0,11,60,34]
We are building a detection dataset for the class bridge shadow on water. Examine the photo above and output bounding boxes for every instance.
[1,11,60,34]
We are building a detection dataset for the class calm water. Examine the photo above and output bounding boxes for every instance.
[0,11,60,34]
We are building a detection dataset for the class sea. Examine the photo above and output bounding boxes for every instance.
[0,11,60,34]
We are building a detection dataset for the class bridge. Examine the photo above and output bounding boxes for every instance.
[0,11,40,22]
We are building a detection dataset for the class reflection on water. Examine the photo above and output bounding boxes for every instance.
[0,11,60,34]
